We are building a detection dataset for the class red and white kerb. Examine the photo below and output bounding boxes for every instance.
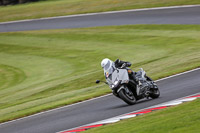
[58,93,200,133]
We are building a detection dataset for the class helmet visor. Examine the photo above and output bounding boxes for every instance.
[104,60,111,70]
[103,60,115,77]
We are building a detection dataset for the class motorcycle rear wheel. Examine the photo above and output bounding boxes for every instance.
[146,76,160,99]
[118,89,136,105]
[150,89,160,99]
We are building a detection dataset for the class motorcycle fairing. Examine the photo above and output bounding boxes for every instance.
[106,69,129,86]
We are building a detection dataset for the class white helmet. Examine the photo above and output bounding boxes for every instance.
[101,58,112,69]
[101,58,115,76]
[101,58,112,77]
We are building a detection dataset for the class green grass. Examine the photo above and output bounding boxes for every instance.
[0,25,200,123]
[0,0,200,22]
[85,99,200,133]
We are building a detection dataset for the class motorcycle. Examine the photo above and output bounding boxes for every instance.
[96,63,160,105]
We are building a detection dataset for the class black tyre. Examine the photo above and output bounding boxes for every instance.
[150,89,160,99]
[146,76,160,99]
[118,89,136,105]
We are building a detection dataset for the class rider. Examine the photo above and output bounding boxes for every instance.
[101,58,145,92]
[101,58,135,80]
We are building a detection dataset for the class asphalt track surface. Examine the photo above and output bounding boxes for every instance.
[0,5,200,32]
[0,69,200,133]
[0,5,200,133]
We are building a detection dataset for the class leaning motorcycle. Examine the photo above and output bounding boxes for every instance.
[96,63,160,105]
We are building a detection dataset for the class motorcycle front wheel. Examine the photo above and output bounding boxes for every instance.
[118,89,136,105]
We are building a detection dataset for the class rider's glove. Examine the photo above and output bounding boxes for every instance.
[126,62,132,67]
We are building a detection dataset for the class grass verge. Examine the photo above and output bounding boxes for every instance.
[0,0,200,22]
[85,99,200,133]
[0,25,200,123]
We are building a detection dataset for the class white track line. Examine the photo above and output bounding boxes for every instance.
[0,67,199,126]
[0,5,199,25]
[156,67,200,82]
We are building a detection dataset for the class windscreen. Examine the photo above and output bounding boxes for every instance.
[106,69,129,86]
